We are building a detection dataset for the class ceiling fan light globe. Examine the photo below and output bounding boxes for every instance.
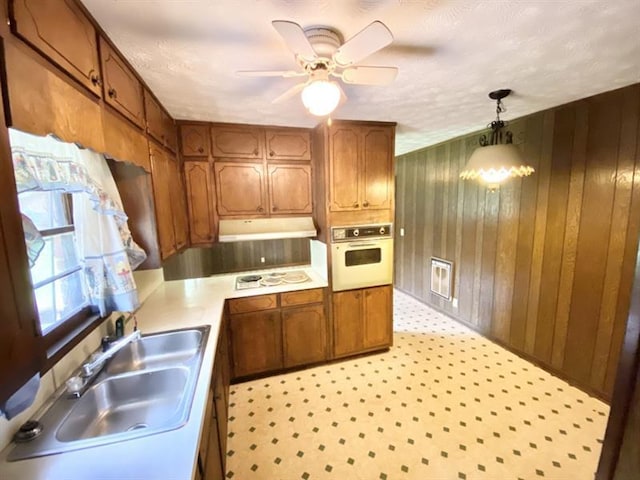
[301,80,341,116]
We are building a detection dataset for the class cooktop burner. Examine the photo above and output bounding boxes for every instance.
[235,270,311,290]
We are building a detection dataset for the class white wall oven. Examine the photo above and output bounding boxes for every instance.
[330,224,393,292]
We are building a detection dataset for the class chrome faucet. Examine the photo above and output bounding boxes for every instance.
[67,330,141,398]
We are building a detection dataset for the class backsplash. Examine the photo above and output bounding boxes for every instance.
[163,238,311,280]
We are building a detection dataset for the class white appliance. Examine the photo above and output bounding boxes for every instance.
[330,224,393,292]
[218,217,316,242]
[235,270,311,290]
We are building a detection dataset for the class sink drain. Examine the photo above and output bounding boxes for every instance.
[126,423,149,432]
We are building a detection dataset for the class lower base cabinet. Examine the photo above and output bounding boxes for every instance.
[229,288,327,379]
[198,322,230,480]
[333,285,393,358]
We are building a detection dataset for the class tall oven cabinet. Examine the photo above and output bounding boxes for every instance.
[312,120,396,360]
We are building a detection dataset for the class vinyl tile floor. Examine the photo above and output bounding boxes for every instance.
[225,290,609,479]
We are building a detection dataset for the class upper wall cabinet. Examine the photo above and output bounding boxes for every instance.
[265,128,311,161]
[10,0,102,97]
[144,90,164,143]
[211,125,263,160]
[329,124,394,212]
[145,90,177,152]
[180,123,210,157]
[99,37,144,128]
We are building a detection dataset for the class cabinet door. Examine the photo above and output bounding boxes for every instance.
[332,290,363,357]
[267,164,312,215]
[361,127,393,210]
[265,128,311,161]
[184,161,216,245]
[163,113,178,153]
[167,154,188,250]
[180,124,209,157]
[11,0,102,96]
[149,145,176,259]
[211,125,263,159]
[214,162,268,217]
[99,37,144,128]
[230,310,282,377]
[144,90,164,143]
[202,385,224,480]
[363,285,393,349]
[329,127,360,211]
[0,92,43,403]
[283,305,327,367]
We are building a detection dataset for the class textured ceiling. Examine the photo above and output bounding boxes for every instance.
[81,0,640,155]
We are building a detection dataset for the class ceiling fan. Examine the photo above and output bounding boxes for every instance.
[237,20,398,116]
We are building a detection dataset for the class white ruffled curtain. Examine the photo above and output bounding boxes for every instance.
[9,128,146,316]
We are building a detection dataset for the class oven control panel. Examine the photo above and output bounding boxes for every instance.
[331,223,393,242]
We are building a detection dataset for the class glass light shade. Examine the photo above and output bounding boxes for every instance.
[301,80,341,116]
[460,143,534,191]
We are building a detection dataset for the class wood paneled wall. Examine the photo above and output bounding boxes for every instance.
[162,238,311,281]
[394,84,640,400]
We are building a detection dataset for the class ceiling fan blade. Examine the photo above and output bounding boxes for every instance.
[272,82,307,104]
[334,21,393,66]
[237,69,305,78]
[272,20,318,62]
[341,66,398,85]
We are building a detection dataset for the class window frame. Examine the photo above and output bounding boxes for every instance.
[16,190,103,371]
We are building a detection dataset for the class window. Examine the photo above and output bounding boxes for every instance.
[18,191,88,335]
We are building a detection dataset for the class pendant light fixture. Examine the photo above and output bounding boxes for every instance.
[460,89,534,191]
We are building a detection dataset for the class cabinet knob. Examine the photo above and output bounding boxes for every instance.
[198,147,204,153]
[269,150,274,157]
[108,88,117,99]
[363,201,369,207]
[253,148,259,155]
[272,206,278,211]
[353,202,359,208]
[90,73,101,87]
[257,206,264,212]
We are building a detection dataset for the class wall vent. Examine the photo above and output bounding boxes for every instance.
[430,257,453,301]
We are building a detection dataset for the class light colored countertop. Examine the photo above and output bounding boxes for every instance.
[0,266,327,480]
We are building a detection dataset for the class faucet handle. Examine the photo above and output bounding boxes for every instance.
[66,376,83,397]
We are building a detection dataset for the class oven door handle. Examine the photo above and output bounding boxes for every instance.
[347,242,379,248]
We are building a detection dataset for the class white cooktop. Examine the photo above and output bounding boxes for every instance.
[235,270,311,290]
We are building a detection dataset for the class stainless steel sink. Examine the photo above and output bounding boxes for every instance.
[106,329,203,374]
[56,367,189,442]
[8,325,210,461]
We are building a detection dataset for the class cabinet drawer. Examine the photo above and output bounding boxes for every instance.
[281,288,323,307]
[228,294,277,314]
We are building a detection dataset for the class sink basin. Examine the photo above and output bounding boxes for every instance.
[8,325,210,461]
[106,329,203,375]
[57,367,189,442]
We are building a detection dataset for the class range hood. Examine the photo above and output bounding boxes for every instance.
[218,217,317,242]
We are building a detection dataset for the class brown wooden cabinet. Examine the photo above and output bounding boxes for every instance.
[150,144,187,258]
[230,309,282,377]
[282,304,326,367]
[0,81,43,404]
[211,125,263,159]
[265,127,311,161]
[328,124,394,212]
[144,90,164,144]
[149,144,176,259]
[184,161,217,245]
[163,114,178,153]
[333,285,393,358]
[10,0,102,97]
[229,288,327,379]
[99,37,144,128]
[167,153,188,251]
[199,322,230,480]
[180,124,210,157]
[145,90,177,153]
[214,162,267,217]
[267,164,312,215]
